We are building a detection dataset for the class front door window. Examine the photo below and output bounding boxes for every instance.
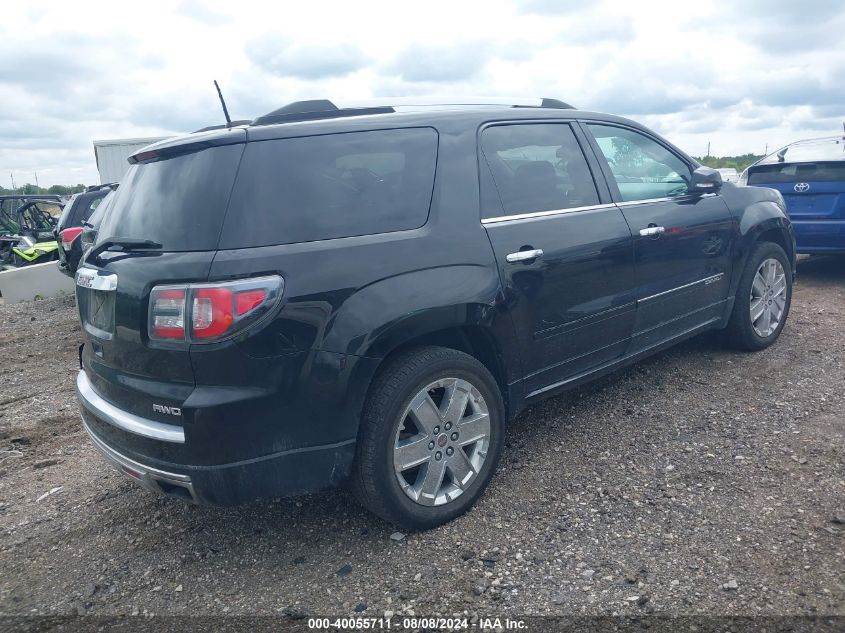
[587,124,692,202]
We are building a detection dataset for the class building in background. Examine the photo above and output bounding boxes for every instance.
[93,137,170,184]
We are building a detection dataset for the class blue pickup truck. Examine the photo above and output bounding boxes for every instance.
[741,135,845,254]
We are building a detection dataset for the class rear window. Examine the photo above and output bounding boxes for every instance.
[758,137,845,165]
[748,162,845,184]
[219,128,438,249]
[96,144,244,251]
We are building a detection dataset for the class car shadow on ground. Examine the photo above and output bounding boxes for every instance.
[795,254,845,287]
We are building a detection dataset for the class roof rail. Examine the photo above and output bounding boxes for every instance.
[251,97,574,127]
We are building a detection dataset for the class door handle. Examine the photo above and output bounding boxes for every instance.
[506,248,544,263]
[639,226,665,237]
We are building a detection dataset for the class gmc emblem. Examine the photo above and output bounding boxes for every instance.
[153,404,182,417]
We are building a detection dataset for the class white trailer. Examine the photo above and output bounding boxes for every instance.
[93,137,170,184]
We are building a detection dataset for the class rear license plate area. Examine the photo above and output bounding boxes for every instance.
[76,268,117,340]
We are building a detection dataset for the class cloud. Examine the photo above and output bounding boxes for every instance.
[386,41,493,83]
[517,0,595,15]
[1,0,844,187]
[728,0,845,55]
[0,40,95,91]
[175,0,232,25]
[562,15,634,45]
[246,35,367,79]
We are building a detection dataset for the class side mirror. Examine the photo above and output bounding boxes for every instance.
[690,166,723,194]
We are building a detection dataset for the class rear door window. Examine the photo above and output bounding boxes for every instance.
[480,123,599,216]
[220,127,438,248]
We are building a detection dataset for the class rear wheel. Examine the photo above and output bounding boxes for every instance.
[725,241,792,351]
[352,346,505,530]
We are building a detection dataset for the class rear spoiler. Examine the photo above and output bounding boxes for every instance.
[128,128,247,165]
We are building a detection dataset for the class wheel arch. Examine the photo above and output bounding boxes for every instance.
[363,321,514,420]
[729,198,796,300]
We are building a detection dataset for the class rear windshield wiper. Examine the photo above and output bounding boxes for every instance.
[88,238,162,262]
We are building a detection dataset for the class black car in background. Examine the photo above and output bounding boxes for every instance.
[55,183,117,276]
[74,98,795,529]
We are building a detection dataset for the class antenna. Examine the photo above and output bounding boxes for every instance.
[214,80,232,128]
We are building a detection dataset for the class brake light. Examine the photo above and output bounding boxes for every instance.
[148,276,283,344]
[236,290,266,315]
[60,227,84,250]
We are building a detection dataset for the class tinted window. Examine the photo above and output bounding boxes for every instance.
[758,138,845,164]
[70,190,109,226]
[96,144,244,251]
[87,190,116,228]
[588,124,692,202]
[220,128,438,248]
[57,194,80,228]
[480,124,599,217]
[748,162,845,184]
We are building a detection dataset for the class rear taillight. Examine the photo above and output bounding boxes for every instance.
[60,227,84,250]
[148,276,283,344]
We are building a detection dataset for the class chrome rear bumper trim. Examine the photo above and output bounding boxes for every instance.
[83,420,195,500]
[76,370,185,443]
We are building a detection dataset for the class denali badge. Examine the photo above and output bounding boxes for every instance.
[153,404,182,416]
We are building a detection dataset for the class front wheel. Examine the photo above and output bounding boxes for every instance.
[352,346,505,530]
[724,241,792,351]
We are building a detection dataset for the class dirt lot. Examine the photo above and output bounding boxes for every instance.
[0,257,843,622]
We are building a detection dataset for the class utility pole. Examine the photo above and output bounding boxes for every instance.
[10,172,16,191]
[706,141,711,158]
[764,143,768,155]
[34,172,39,188]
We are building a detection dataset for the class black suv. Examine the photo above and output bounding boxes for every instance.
[75,98,795,529]
[55,183,117,276]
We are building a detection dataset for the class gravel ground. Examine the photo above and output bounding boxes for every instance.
[0,256,843,623]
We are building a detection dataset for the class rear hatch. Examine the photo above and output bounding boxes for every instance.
[77,132,246,430]
[747,161,845,221]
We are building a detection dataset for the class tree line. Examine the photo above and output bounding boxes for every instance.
[694,154,763,172]
[0,184,88,196]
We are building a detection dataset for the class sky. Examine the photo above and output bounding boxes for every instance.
[1,0,843,187]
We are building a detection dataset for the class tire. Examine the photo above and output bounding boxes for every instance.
[724,241,792,351]
[351,346,505,530]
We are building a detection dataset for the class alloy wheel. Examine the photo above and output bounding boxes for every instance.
[393,377,491,507]
[750,257,787,338]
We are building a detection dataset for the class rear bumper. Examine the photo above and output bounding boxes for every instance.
[792,219,845,254]
[77,370,185,443]
[75,355,372,505]
[82,413,356,505]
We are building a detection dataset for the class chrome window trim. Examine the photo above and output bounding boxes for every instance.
[76,370,185,443]
[616,193,716,207]
[640,273,724,303]
[481,203,617,225]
